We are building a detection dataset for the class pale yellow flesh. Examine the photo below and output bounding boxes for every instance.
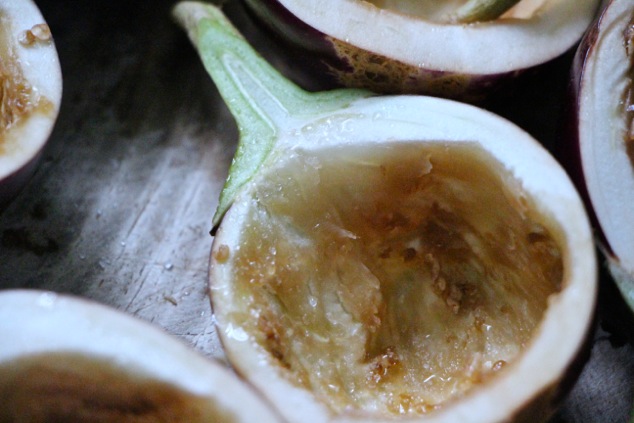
[0,353,238,423]
[218,142,563,417]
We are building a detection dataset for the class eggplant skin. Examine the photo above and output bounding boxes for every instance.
[241,0,541,102]
[560,0,634,315]
[558,1,607,253]
[508,322,595,423]
[324,36,524,102]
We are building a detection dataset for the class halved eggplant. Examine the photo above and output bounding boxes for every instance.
[564,0,634,312]
[0,289,283,423]
[0,0,62,206]
[238,0,600,101]
[174,3,598,422]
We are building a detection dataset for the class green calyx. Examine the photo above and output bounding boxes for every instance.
[172,1,372,232]
[451,0,522,23]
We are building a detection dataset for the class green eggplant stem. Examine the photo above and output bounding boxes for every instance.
[452,0,522,23]
[172,1,371,231]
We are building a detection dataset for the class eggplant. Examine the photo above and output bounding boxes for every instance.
[173,3,597,422]
[238,0,600,101]
[564,0,634,312]
[0,0,62,206]
[0,290,283,423]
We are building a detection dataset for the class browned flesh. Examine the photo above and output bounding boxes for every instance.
[0,353,238,423]
[0,14,52,153]
[223,142,563,417]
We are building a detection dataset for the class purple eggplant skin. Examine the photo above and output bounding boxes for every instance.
[560,0,634,324]
[554,4,609,248]
[240,0,564,103]
[558,1,608,254]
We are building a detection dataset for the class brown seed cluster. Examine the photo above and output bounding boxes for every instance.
[0,63,35,135]
[212,244,230,263]
[19,24,52,46]
[327,36,484,101]
[387,393,440,415]
[367,346,401,385]
[257,314,290,369]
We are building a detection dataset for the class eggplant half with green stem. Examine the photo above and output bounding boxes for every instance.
[174,2,597,422]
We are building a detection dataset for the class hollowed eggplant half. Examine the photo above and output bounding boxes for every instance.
[0,290,283,423]
[0,0,62,206]
[173,3,598,422]
[565,0,634,312]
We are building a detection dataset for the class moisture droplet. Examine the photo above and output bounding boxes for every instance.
[302,124,315,134]
[225,323,249,342]
[37,292,57,308]
[340,118,353,133]
[164,262,174,271]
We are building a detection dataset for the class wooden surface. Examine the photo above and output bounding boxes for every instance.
[0,0,632,421]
